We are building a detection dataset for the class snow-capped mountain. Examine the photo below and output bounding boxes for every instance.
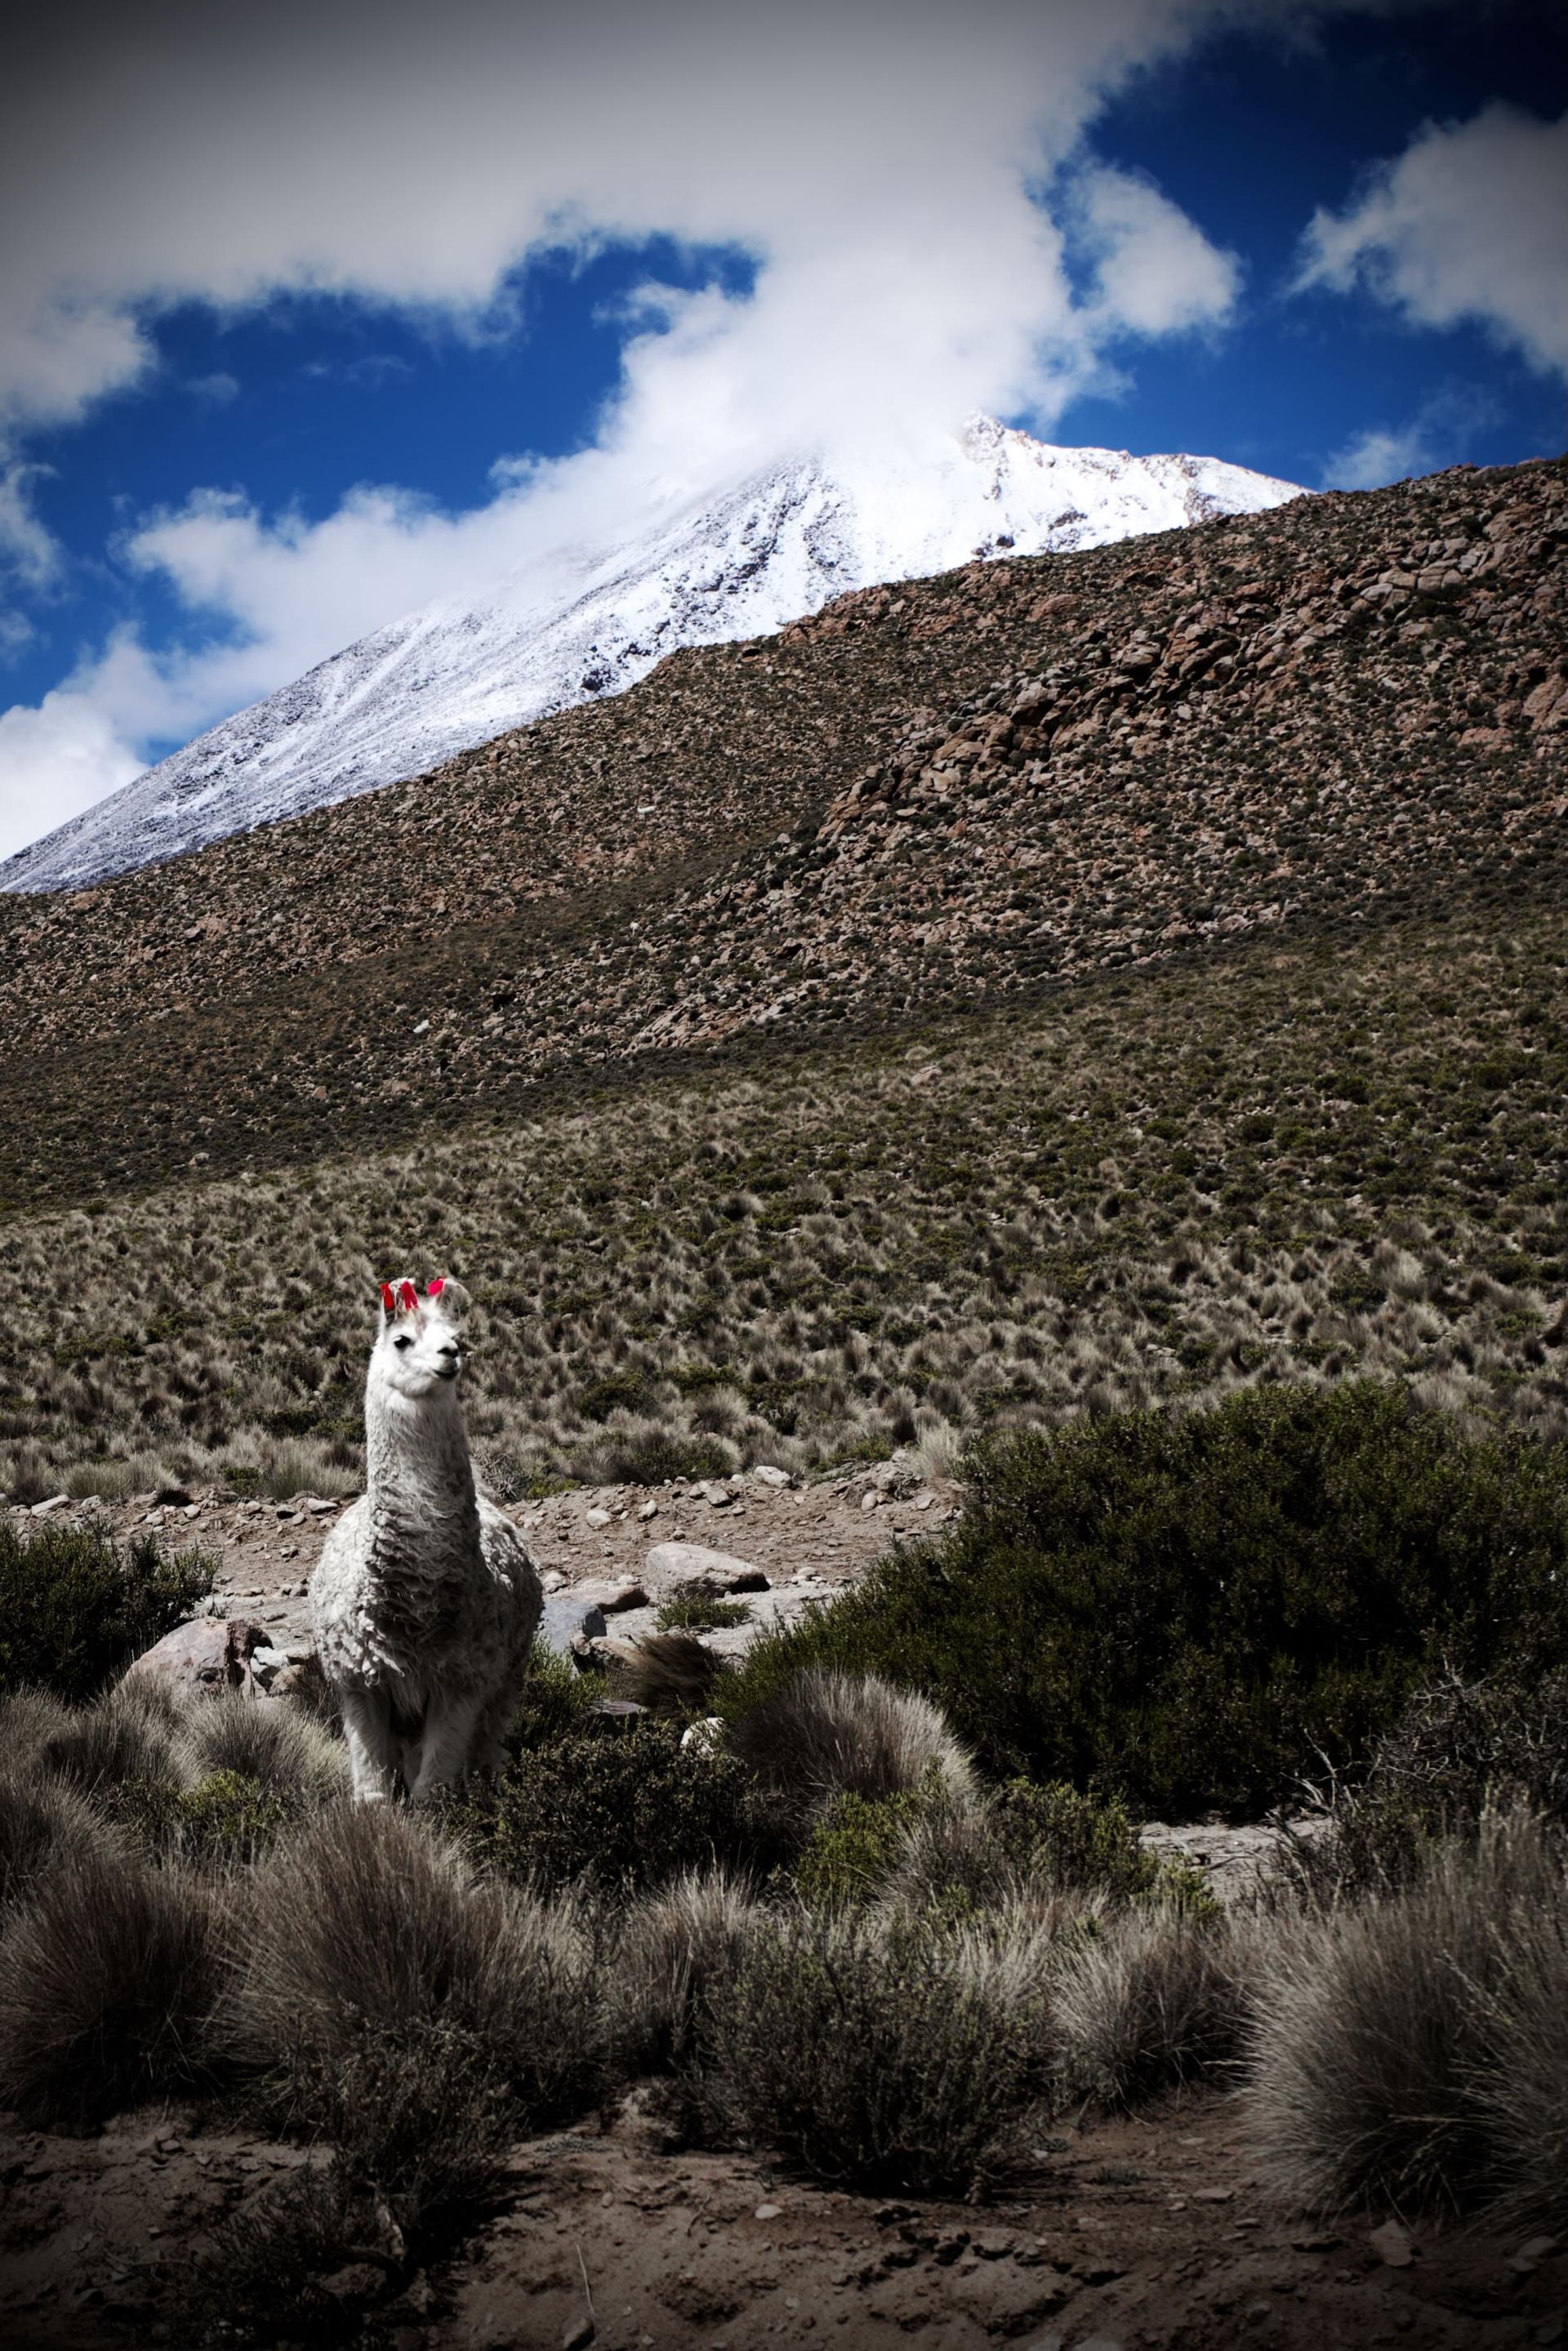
[3,419,1302,891]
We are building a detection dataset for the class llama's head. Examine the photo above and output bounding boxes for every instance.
[369,1275,470,1403]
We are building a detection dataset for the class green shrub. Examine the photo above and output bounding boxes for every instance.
[457,1724,765,1895]
[119,1770,300,1865]
[502,1638,603,1752]
[794,1786,935,1908]
[726,1385,1568,1816]
[0,1521,213,1703]
[656,1595,753,1632]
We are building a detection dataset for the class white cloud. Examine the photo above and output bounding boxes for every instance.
[1298,101,1568,376]
[1071,163,1241,336]
[1323,419,1441,490]
[0,0,1299,857]
[0,685,144,864]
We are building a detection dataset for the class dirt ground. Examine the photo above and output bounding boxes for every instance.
[2,2083,1564,2351]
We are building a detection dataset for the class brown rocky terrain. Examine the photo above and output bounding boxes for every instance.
[5,2086,1562,2351]
[2,456,1563,1210]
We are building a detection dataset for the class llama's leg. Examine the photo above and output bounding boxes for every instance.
[340,1685,401,1804]
[407,1689,486,1802]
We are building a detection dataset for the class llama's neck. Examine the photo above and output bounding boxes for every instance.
[363,1377,480,1578]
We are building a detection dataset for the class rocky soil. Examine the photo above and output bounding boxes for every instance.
[2,456,1562,1209]
[2,2077,1563,2349]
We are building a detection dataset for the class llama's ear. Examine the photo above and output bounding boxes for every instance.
[379,1281,398,1318]
[379,1276,421,1321]
[429,1275,472,1324]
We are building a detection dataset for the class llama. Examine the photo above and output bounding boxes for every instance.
[310,1275,542,1803]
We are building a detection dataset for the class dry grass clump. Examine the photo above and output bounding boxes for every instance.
[611,1865,767,2077]
[1245,1806,1566,2218]
[233,1804,606,2190]
[725,1668,977,1820]
[0,1843,222,2126]
[36,1680,185,1797]
[1053,1906,1244,2110]
[687,1901,1058,2193]
[175,1689,348,1806]
[0,1768,122,1912]
[0,1686,74,1772]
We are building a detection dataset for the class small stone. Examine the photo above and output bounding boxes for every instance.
[751,1465,791,1488]
[638,1500,658,1520]
[755,2202,782,2220]
[861,1489,880,1511]
[584,1507,612,1529]
[310,1498,338,1515]
[541,1568,567,1593]
[562,2316,595,2350]
[1192,2186,1235,2203]
[644,1542,768,1595]
[1368,2220,1415,2268]
[30,1494,70,1516]
[913,1491,935,1510]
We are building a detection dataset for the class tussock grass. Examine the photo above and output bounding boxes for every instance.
[687,1901,1059,2193]
[4,897,1566,1502]
[1245,1806,1567,2218]
[37,1680,185,1798]
[0,1768,122,1912]
[233,1805,607,2179]
[725,1668,978,1820]
[611,1865,766,2077]
[175,1688,348,1805]
[0,1844,221,2126]
[1053,1907,1243,2109]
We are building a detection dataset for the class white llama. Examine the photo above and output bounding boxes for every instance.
[310,1275,542,1803]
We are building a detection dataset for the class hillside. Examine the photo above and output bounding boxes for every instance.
[0,423,1299,891]
[0,452,1562,1213]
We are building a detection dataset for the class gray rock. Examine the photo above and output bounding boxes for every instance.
[121,1615,278,1700]
[644,1541,768,1596]
[538,1596,608,1658]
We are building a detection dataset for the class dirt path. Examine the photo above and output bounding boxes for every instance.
[2,2088,1560,2349]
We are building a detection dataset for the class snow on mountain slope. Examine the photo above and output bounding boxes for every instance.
[2,419,1302,891]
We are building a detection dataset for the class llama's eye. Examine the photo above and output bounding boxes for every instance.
[394,1334,414,1351]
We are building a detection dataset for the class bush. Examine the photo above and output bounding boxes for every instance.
[1053,1907,1242,2108]
[233,1804,605,2216]
[0,1767,122,1912]
[503,1638,604,1751]
[688,1904,1056,2193]
[460,1723,764,1895]
[724,1670,977,1822]
[656,1595,753,1632]
[1245,1806,1566,2215]
[611,1865,766,2077]
[794,1786,938,1908]
[37,1681,184,1802]
[0,1844,221,2126]
[1281,1668,1568,1904]
[725,1384,1568,1816]
[176,1688,348,1803]
[0,1521,213,1703]
[119,1769,301,1866]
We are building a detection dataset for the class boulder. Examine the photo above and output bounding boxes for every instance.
[120,1615,278,1701]
[643,1541,769,1596]
[538,1595,609,1658]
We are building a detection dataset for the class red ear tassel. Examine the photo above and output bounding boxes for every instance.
[398,1279,419,1313]
[380,1282,397,1314]
[426,1276,446,1298]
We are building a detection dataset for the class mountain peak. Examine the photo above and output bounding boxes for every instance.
[3,422,1303,892]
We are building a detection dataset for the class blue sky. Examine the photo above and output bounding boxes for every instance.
[2,0,1565,862]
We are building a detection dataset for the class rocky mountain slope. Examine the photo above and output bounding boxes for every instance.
[1,421,1299,891]
[0,452,1562,1210]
